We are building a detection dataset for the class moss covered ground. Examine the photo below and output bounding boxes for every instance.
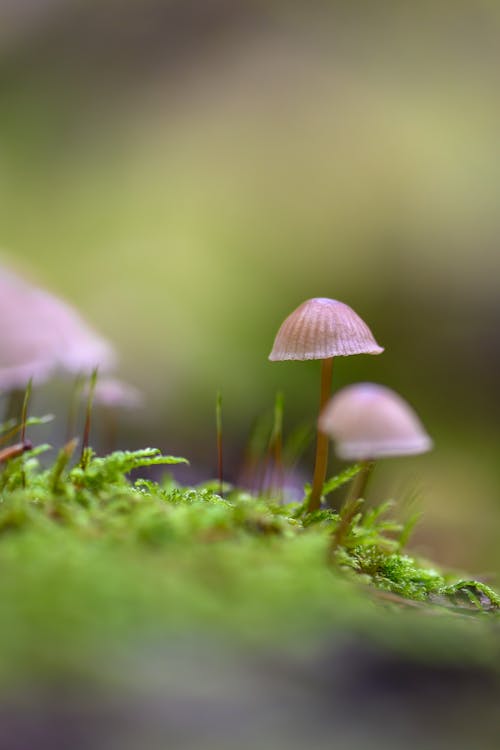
[0,436,498,692]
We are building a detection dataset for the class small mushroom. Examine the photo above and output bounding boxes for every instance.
[319,382,432,460]
[0,266,115,418]
[319,382,432,504]
[269,298,383,511]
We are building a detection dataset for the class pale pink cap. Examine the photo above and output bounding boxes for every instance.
[269,298,383,361]
[319,383,432,460]
[0,266,115,390]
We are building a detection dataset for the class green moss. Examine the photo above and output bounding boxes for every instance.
[0,443,497,684]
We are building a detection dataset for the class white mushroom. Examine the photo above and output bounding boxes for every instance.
[320,382,432,516]
[319,382,432,460]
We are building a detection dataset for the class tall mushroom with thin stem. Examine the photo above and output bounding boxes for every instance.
[269,298,383,512]
[319,382,432,516]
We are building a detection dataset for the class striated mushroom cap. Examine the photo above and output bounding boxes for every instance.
[319,383,432,460]
[0,266,115,390]
[269,298,383,361]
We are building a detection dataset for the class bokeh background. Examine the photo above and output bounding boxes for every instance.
[1,0,499,575]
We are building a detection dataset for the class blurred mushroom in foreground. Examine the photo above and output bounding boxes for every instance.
[0,265,115,419]
[319,382,433,506]
[269,298,383,512]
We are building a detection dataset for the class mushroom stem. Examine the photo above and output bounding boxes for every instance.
[346,460,375,505]
[308,356,334,512]
[330,461,374,550]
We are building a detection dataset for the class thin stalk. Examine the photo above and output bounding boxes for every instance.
[51,438,78,493]
[330,497,364,553]
[216,390,223,497]
[80,369,98,467]
[307,357,334,512]
[66,372,85,441]
[20,379,32,445]
[346,460,375,505]
[19,379,32,488]
[330,460,375,551]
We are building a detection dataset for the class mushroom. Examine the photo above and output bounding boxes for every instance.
[269,298,383,511]
[0,265,115,418]
[319,382,433,504]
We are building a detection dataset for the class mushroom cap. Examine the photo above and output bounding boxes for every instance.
[269,298,383,361]
[0,266,115,390]
[319,383,432,460]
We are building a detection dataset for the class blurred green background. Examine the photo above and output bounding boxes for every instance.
[1,0,499,574]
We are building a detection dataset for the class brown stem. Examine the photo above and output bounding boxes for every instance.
[330,461,375,552]
[346,460,375,505]
[307,357,334,512]
[80,369,98,467]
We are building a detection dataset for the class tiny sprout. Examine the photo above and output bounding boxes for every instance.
[269,298,383,512]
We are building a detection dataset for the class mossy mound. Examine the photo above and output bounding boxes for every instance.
[0,443,498,688]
